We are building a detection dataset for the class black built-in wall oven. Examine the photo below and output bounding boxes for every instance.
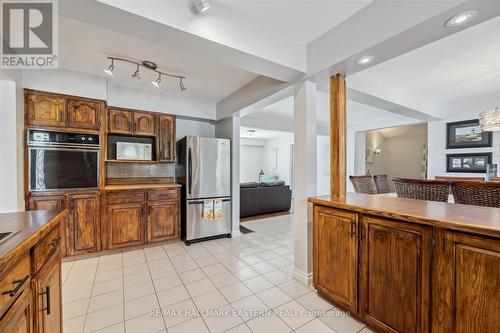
[28,130,100,191]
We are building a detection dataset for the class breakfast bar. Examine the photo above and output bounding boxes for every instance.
[0,209,67,333]
[309,193,500,333]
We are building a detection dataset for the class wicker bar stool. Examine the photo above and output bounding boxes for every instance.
[450,181,500,208]
[373,175,391,194]
[349,175,377,194]
[393,177,450,202]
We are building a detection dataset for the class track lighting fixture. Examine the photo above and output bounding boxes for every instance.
[132,64,140,80]
[152,73,161,88]
[104,59,114,76]
[104,56,187,91]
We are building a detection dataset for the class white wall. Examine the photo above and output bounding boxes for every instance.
[176,118,215,140]
[263,133,294,186]
[22,69,216,119]
[428,117,500,179]
[366,131,427,190]
[240,145,265,182]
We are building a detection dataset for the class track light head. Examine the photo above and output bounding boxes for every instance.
[132,64,140,80]
[152,73,161,88]
[104,59,114,76]
[179,78,186,91]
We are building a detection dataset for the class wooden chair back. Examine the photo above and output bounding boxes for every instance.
[373,174,391,194]
[349,175,377,194]
[393,177,450,202]
[450,181,500,208]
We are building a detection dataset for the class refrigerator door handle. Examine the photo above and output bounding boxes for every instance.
[188,199,231,205]
[188,148,192,195]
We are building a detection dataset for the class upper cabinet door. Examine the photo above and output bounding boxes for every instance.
[66,98,102,130]
[158,115,175,162]
[360,216,431,333]
[134,112,156,136]
[26,91,66,127]
[108,109,133,134]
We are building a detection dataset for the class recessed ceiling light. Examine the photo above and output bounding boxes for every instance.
[356,56,374,65]
[193,0,210,14]
[446,10,477,27]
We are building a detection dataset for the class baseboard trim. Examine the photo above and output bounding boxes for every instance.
[293,267,313,286]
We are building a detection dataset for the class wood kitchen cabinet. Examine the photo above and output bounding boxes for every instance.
[105,187,180,249]
[313,206,358,313]
[360,216,431,333]
[134,112,156,136]
[158,114,175,162]
[27,195,66,211]
[25,90,104,130]
[66,98,102,130]
[32,252,62,333]
[107,203,145,249]
[108,108,156,136]
[0,290,32,333]
[66,193,101,256]
[147,201,178,243]
[433,232,500,333]
[108,108,133,134]
[25,91,66,127]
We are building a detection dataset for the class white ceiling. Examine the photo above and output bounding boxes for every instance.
[98,0,371,71]
[58,16,258,103]
[348,15,500,120]
[240,126,291,140]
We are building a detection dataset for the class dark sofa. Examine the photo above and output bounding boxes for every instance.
[240,181,292,218]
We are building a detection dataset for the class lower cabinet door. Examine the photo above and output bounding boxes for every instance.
[433,232,500,333]
[147,201,178,243]
[27,195,66,211]
[360,216,431,333]
[313,206,358,313]
[107,204,145,249]
[33,252,62,333]
[0,289,32,333]
[67,193,100,256]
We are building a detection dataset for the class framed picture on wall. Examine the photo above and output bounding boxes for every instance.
[446,119,492,149]
[446,153,492,173]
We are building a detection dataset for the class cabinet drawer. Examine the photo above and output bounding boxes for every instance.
[0,254,30,318]
[147,188,179,202]
[32,225,61,273]
[107,190,145,205]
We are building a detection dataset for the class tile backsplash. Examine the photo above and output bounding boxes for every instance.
[107,163,175,178]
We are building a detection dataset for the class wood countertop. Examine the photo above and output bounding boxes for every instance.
[0,209,67,274]
[104,183,182,190]
[309,193,500,239]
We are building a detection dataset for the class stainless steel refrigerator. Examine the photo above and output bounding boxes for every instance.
[176,136,232,245]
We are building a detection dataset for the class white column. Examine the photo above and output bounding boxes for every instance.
[0,79,19,212]
[293,80,317,285]
[215,115,241,237]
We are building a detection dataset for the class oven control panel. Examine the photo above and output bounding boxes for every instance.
[28,130,100,147]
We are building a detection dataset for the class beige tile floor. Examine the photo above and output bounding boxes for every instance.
[62,215,372,333]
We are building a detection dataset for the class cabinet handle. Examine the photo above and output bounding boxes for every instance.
[39,286,51,315]
[50,236,61,247]
[350,221,356,238]
[2,275,30,297]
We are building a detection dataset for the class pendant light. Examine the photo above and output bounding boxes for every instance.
[479,107,500,132]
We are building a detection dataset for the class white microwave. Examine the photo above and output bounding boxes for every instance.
[116,142,152,161]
